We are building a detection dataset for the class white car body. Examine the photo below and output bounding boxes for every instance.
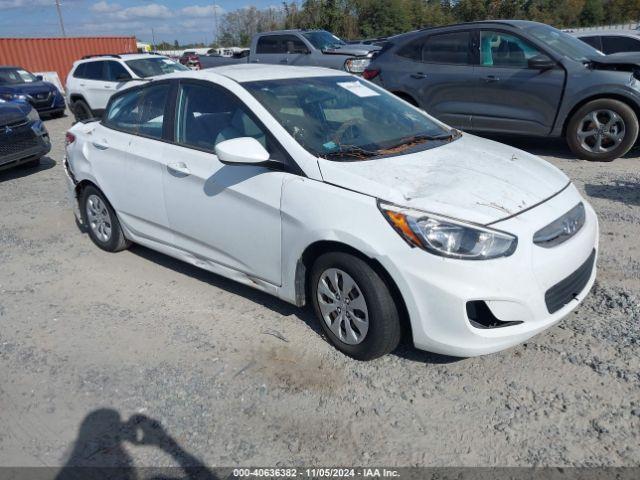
[64,65,599,358]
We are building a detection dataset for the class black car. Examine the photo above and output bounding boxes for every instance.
[366,20,640,161]
[0,100,51,171]
[0,66,66,118]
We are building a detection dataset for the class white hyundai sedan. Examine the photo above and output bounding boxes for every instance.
[64,64,598,360]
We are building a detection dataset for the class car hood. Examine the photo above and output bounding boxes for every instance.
[323,44,380,56]
[0,81,56,95]
[0,101,29,125]
[588,51,640,68]
[317,134,570,225]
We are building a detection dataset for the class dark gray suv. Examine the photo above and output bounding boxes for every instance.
[365,20,640,161]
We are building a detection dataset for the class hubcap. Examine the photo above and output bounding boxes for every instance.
[86,194,112,243]
[317,268,369,345]
[577,109,625,153]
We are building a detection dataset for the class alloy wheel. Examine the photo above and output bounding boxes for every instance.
[316,268,369,345]
[86,194,112,243]
[577,109,626,153]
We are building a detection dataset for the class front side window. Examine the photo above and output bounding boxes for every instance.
[0,68,38,85]
[243,76,453,161]
[480,31,543,68]
[602,35,640,53]
[281,35,308,54]
[104,61,131,82]
[175,82,275,155]
[423,31,472,64]
[104,83,170,139]
[125,57,188,78]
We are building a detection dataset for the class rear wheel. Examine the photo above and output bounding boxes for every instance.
[310,252,401,360]
[566,99,638,161]
[80,186,130,252]
[72,99,93,123]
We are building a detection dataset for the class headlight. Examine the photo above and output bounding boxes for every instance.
[0,93,28,101]
[379,201,517,260]
[27,107,40,123]
[344,57,371,74]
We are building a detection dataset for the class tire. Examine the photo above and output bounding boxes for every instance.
[72,99,93,123]
[50,110,65,119]
[310,252,401,360]
[80,185,130,252]
[566,99,639,162]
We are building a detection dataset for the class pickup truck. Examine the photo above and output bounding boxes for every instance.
[195,29,380,74]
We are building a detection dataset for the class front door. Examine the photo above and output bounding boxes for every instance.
[471,30,566,136]
[90,82,173,242]
[161,81,286,286]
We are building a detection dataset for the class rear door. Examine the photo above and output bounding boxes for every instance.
[80,61,110,111]
[393,30,477,129]
[253,35,288,65]
[90,82,174,242]
[471,29,565,136]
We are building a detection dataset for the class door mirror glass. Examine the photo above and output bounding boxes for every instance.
[215,137,270,165]
[35,75,43,81]
[528,54,555,70]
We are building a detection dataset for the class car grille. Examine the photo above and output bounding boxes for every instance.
[31,91,53,107]
[545,250,596,314]
[0,121,40,158]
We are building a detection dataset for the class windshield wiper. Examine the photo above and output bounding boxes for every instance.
[377,132,457,154]
[320,146,377,161]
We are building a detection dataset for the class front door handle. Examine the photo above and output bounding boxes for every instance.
[92,142,108,150]
[410,72,427,79]
[483,75,500,83]
[167,162,191,175]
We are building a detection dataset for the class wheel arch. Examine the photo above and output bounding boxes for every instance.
[295,240,413,343]
[562,93,640,136]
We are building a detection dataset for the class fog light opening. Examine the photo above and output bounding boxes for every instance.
[466,301,524,330]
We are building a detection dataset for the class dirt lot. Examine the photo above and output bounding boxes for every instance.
[0,114,638,469]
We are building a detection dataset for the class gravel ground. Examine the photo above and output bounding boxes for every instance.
[0,114,638,469]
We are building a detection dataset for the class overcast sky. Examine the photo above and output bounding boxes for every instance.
[0,0,279,44]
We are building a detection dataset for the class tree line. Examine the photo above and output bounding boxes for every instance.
[172,0,640,48]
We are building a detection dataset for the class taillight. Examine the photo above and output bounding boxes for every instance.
[65,132,76,147]
[362,68,380,80]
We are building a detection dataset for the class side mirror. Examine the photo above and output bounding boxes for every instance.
[35,75,43,81]
[116,73,132,82]
[215,137,270,165]
[528,54,555,70]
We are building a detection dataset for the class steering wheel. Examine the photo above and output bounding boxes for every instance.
[332,118,364,146]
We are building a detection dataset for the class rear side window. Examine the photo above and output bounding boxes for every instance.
[579,36,602,51]
[103,83,170,139]
[602,35,640,53]
[104,61,131,82]
[257,35,285,54]
[84,61,105,80]
[423,31,472,64]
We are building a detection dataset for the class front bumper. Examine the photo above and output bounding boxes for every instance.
[378,184,599,357]
[0,121,51,171]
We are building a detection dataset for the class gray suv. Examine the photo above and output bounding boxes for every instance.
[365,20,640,161]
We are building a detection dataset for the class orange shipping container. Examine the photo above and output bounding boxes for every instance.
[0,37,137,90]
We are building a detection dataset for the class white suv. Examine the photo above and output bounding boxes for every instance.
[65,53,188,122]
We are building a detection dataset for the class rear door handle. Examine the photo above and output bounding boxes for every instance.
[410,72,427,79]
[92,142,108,150]
[484,75,499,83]
[167,162,191,175]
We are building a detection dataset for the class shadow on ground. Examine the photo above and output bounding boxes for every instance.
[0,156,56,182]
[130,245,462,365]
[55,409,217,480]
[585,180,640,207]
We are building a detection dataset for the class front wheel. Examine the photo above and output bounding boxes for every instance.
[566,99,639,161]
[80,186,130,252]
[310,252,401,360]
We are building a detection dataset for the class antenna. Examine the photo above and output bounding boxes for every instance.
[213,2,219,45]
[55,0,66,37]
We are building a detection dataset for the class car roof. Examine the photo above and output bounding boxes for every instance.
[77,53,163,63]
[389,20,546,41]
[180,64,348,83]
